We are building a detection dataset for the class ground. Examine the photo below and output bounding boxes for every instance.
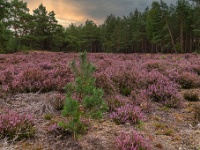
[0,90,199,150]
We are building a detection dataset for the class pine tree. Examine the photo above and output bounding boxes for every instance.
[31,4,60,50]
[176,0,190,52]
[0,0,9,21]
[146,1,170,53]
[6,0,31,51]
[61,52,107,138]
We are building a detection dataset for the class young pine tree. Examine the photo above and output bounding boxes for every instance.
[61,52,107,138]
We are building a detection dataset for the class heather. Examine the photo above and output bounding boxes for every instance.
[0,52,74,93]
[116,131,151,150]
[0,110,35,140]
[110,104,144,124]
[0,52,200,149]
[183,91,200,102]
[1,52,200,104]
[140,70,183,107]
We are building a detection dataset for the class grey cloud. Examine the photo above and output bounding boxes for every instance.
[65,0,176,20]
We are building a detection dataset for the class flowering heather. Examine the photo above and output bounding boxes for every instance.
[138,70,183,107]
[107,95,131,111]
[95,58,140,96]
[48,123,59,133]
[116,131,151,150]
[110,67,138,96]
[0,52,199,108]
[141,59,169,72]
[0,52,74,93]
[191,59,200,75]
[130,90,151,111]
[110,104,144,124]
[95,72,116,94]
[0,111,35,140]
[176,71,200,89]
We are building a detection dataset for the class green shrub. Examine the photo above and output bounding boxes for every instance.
[61,52,107,139]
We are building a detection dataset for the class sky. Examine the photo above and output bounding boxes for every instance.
[23,0,176,27]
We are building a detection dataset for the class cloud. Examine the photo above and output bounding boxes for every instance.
[24,0,87,26]
[23,0,176,27]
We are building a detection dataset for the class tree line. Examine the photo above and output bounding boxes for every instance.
[0,0,200,53]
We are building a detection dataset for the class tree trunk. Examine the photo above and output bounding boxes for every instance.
[190,32,193,53]
[180,17,184,53]
[165,19,177,53]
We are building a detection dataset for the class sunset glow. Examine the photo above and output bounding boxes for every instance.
[23,0,175,27]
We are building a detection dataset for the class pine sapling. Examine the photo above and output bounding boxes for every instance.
[61,52,107,138]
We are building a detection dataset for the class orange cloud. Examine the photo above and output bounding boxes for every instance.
[24,0,95,27]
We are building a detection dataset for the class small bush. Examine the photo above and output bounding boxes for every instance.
[0,111,35,140]
[95,72,116,94]
[193,65,200,75]
[95,63,139,96]
[110,104,144,124]
[106,95,130,111]
[177,72,200,89]
[184,91,199,101]
[62,52,107,139]
[142,70,183,107]
[130,90,151,111]
[141,59,168,72]
[110,67,138,96]
[116,131,151,150]
[63,52,107,119]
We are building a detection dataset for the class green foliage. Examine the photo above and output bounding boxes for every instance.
[58,121,68,130]
[0,0,9,21]
[83,88,107,119]
[31,4,61,50]
[61,52,107,138]
[194,48,200,54]
[1,0,200,53]
[0,23,15,53]
[62,97,79,116]
[61,97,87,139]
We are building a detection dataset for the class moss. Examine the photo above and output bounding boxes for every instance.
[44,113,53,120]
[154,122,174,136]
[155,129,174,136]
[154,122,168,130]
